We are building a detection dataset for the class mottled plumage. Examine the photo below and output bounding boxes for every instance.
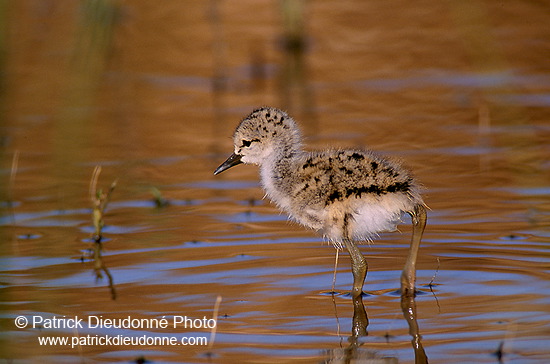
[214,107,427,296]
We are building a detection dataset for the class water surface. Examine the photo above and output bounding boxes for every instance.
[1,1,549,363]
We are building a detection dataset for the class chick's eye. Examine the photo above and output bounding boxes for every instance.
[241,138,259,148]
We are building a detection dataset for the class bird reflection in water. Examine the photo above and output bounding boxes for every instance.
[323,294,428,363]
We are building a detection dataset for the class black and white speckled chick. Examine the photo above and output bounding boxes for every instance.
[215,107,423,243]
[214,107,427,296]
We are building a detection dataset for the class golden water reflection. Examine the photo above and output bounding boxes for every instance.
[2,0,550,363]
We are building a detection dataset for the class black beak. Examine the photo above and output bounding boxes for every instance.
[214,153,243,175]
